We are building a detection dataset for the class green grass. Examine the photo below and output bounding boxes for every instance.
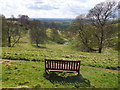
[2,60,118,88]
[0,62,2,89]
[1,43,118,69]
[1,35,119,88]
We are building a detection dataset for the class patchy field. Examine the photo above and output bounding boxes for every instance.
[1,43,119,88]
[0,61,2,89]
[1,43,118,69]
[2,60,118,88]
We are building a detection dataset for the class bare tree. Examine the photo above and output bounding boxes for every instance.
[87,1,117,53]
[3,15,26,47]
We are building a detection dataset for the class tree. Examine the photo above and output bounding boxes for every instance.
[87,1,117,53]
[49,22,65,44]
[66,1,117,53]
[18,15,29,25]
[67,18,98,52]
[18,15,29,31]
[50,23,59,41]
[29,20,47,47]
[2,15,26,47]
[118,1,120,23]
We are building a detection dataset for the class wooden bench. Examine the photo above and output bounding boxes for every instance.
[45,59,81,75]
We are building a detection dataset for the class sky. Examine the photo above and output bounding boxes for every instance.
[0,0,119,18]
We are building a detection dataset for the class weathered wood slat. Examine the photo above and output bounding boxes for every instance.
[67,61,68,70]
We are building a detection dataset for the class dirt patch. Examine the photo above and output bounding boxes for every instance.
[2,86,29,89]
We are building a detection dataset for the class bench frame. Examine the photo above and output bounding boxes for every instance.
[45,59,81,75]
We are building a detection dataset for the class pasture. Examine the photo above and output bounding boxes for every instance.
[1,42,119,88]
[2,60,118,88]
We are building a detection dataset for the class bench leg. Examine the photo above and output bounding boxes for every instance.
[77,71,80,75]
[45,70,50,79]
[45,70,49,75]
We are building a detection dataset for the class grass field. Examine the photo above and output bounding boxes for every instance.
[1,37,119,88]
[1,42,118,70]
[2,60,118,88]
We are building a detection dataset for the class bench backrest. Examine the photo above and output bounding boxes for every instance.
[45,59,81,71]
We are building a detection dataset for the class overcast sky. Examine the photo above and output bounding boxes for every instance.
[0,0,119,18]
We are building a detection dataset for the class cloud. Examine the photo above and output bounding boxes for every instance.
[0,0,119,18]
[73,0,88,3]
[28,3,59,10]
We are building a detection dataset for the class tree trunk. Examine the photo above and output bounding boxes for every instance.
[8,36,11,47]
[98,47,102,53]
[98,27,104,53]
[98,42,103,53]
[36,40,39,47]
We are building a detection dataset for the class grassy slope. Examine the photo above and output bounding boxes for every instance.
[2,60,118,88]
[1,33,118,88]
[1,42,118,69]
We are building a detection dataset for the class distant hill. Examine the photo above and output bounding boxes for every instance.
[30,18,75,23]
